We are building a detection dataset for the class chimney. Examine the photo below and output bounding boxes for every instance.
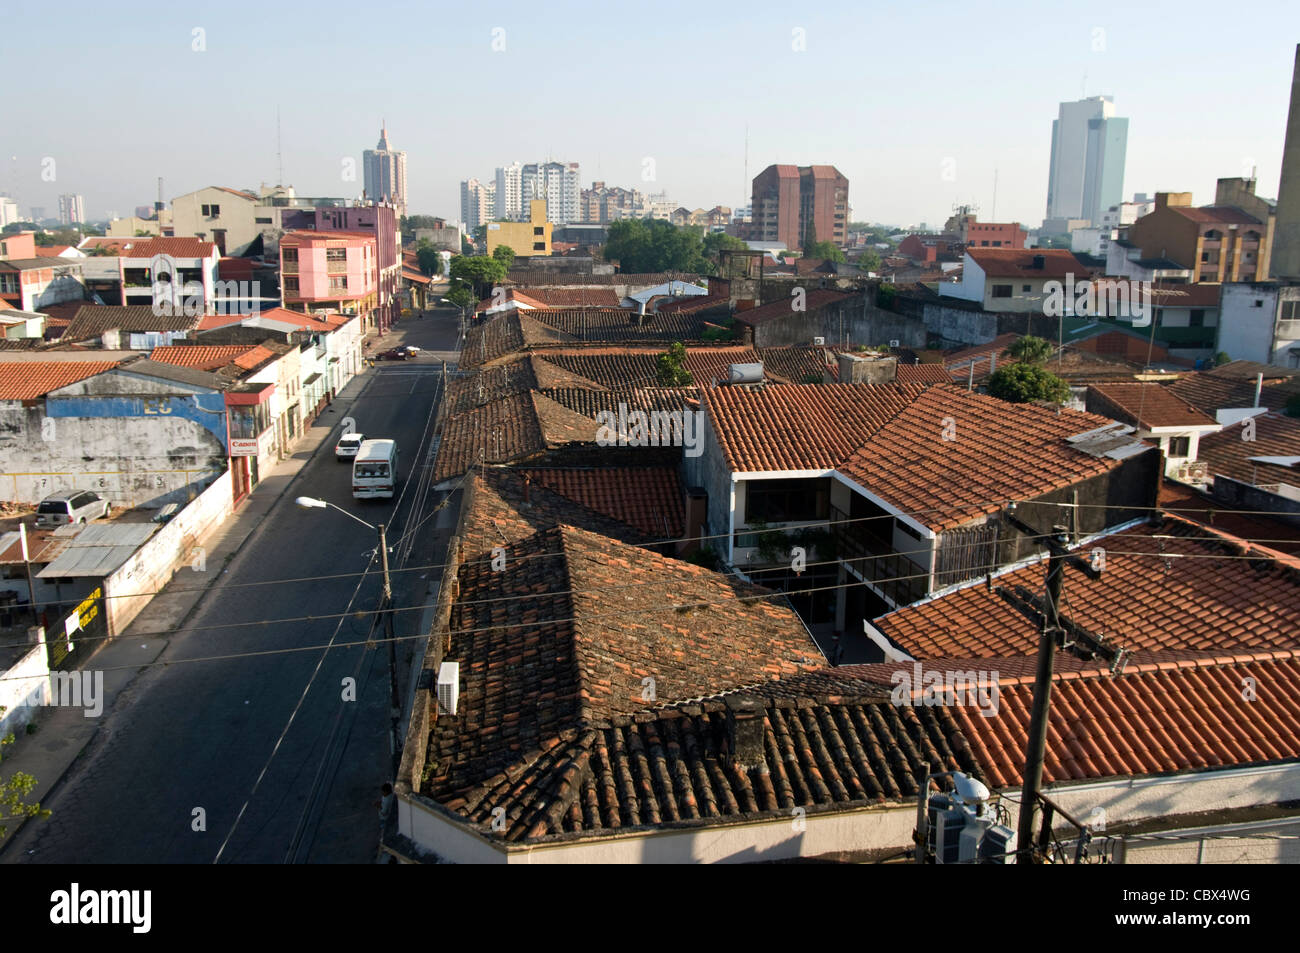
[1254,372,1263,408]
[725,696,767,771]
[989,352,997,374]
[679,487,708,555]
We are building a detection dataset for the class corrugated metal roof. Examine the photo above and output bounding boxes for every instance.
[37,523,157,578]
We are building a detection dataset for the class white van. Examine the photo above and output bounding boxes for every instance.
[352,439,398,500]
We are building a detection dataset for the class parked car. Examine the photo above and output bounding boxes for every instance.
[379,347,411,361]
[35,490,110,526]
[335,432,365,460]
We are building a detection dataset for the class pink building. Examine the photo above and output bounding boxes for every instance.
[279,230,378,322]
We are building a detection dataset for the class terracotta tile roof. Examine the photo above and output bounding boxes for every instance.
[1168,370,1300,415]
[538,346,761,389]
[839,387,1123,531]
[704,383,925,472]
[538,386,697,421]
[1197,411,1300,488]
[656,293,729,315]
[79,237,136,254]
[433,391,602,481]
[1169,205,1262,226]
[521,466,685,539]
[1158,479,1300,555]
[149,344,262,371]
[459,313,526,369]
[515,287,622,308]
[943,334,1021,381]
[954,650,1300,789]
[442,360,541,416]
[733,290,857,326]
[756,345,833,384]
[118,237,219,260]
[946,333,1164,385]
[895,363,954,384]
[873,515,1300,660]
[1086,383,1218,429]
[525,308,709,343]
[427,517,827,830]
[1207,360,1300,382]
[63,305,200,342]
[0,360,120,399]
[965,247,1086,279]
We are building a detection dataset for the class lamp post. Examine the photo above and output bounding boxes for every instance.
[295,496,400,764]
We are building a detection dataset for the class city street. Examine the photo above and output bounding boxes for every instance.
[1,306,460,864]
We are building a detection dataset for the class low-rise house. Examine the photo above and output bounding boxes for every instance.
[118,237,220,313]
[280,230,377,326]
[685,382,1161,644]
[1085,382,1221,479]
[58,304,201,348]
[1217,282,1300,368]
[938,248,1087,313]
[0,256,86,312]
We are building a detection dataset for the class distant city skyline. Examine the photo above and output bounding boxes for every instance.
[5,0,1298,229]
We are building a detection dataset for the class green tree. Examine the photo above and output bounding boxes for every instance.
[856,249,882,272]
[1214,351,1232,367]
[656,341,693,386]
[876,282,897,309]
[987,363,1071,404]
[415,238,442,277]
[802,239,845,263]
[602,219,706,273]
[448,254,507,295]
[1007,335,1054,365]
[445,284,475,311]
[1,707,51,839]
[492,244,516,269]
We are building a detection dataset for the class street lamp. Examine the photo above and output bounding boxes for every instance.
[295,495,401,762]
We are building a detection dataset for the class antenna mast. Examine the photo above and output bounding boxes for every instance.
[276,107,283,187]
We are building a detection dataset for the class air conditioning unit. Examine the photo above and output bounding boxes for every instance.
[437,661,460,715]
[812,336,826,346]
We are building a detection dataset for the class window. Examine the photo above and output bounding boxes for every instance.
[745,479,828,524]
[1022,284,1031,292]
[210,204,220,216]
[329,276,348,293]
[1201,252,1210,262]
[1282,301,1300,320]
[533,226,544,236]
[282,276,299,294]
[1254,299,1265,308]
[1167,436,1190,457]
[282,248,298,263]
[533,242,545,251]
[255,217,272,224]
[201,205,210,216]
[1190,309,1205,327]
[992,284,1013,298]
[980,240,989,246]
[993,241,1003,247]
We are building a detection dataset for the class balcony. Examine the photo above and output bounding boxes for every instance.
[829,505,930,606]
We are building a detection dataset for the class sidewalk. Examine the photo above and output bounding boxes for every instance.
[0,367,378,855]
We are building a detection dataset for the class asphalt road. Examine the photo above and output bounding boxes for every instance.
[4,308,460,864]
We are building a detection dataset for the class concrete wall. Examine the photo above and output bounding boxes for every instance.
[0,641,49,738]
[0,400,226,507]
[101,468,234,636]
[1212,475,1300,526]
[922,301,999,347]
[748,292,926,349]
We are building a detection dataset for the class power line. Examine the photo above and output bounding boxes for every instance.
[16,495,1297,614]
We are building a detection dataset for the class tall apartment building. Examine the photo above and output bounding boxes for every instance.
[0,195,19,227]
[363,126,408,218]
[521,161,580,224]
[1124,179,1275,283]
[1045,96,1129,228]
[1273,44,1300,281]
[460,178,495,228]
[581,182,648,223]
[58,193,86,226]
[749,164,848,250]
[494,163,524,221]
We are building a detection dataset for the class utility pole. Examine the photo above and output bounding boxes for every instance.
[377,523,400,769]
[20,522,37,624]
[1002,514,1106,862]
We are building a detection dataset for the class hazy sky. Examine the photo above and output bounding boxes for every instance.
[5,0,1299,229]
